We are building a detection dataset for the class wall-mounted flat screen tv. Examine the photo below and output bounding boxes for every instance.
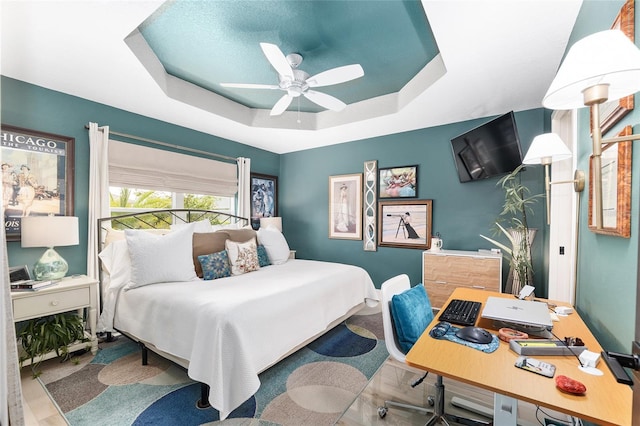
[450,111,523,183]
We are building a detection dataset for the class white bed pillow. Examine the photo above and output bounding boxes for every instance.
[125,226,198,288]
[103,226,168,247]
[257,226,290,265]
[97,239,132,332]
[170,219,212,233]
[225,238,260,275]
[99,239,131,286]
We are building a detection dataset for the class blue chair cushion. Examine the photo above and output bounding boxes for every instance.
[390,284,434,353]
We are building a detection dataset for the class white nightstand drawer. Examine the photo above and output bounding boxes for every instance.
[12,287,90,321]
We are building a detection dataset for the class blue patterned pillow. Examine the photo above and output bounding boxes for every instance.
[257,244,271,267]
[198,251,231,280]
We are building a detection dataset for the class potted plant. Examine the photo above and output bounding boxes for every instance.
[17,312,89,377]
[480,165,542,295]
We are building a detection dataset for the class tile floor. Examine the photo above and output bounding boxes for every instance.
[21,355,577,426]
[338,357,576,426]
[20,367,68,426]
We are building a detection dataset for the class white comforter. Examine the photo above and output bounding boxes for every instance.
[112,259,377,419]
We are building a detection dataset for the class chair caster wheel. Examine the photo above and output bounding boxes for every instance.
[427,396,435,406]
[377,406,388,418]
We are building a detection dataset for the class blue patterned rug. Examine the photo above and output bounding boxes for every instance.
[39,311,387,425]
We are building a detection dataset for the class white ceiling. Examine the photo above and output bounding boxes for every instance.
[1,0,582,154]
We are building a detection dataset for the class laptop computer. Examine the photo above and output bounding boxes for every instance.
[481,296,553,329]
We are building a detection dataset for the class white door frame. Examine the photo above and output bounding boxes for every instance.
[548,109,579,304]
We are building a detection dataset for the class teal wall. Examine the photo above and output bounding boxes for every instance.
[570,0,639,354]
[1,76,280,274]
[280,109,548,290]
[2,75,550,294]
[5,0,636,357]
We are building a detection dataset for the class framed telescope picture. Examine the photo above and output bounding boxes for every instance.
[378,199,432,249]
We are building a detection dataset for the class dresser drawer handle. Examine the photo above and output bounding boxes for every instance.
[435,281,447,285]
[472,285,486,289]
[50,300,59,306]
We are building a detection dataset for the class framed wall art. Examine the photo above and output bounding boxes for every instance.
[1,124,75,241]
[250,173,278,222]
[588,125,632,237]
[378,165,417,198]
[591,0,634,134]
[363,160,378,251]
[378,199,432,249]
[329,173,363,240]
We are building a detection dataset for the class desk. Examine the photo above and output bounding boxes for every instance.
[405,288,632,426]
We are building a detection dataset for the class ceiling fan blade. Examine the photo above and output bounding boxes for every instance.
[270,94,293,116]
[307,64,364,88]
[304,90,347,111]
[260,42,294,79]
[220,83,279,89]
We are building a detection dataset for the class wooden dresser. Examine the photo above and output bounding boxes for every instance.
[422,249,502,309]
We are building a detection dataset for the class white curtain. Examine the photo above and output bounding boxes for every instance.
[1,226,24,425]
[86,123,110,281]
[109,141,237,196]
[237,157,251,220]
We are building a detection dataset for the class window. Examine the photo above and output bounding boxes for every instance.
[105,141,239,229]
[109,186,235,229]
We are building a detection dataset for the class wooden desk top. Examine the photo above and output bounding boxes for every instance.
[405,288,632,426]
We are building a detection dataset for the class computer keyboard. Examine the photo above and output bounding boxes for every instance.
[438,299,482,327]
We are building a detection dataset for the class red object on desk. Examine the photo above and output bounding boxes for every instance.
[556,375,587,395]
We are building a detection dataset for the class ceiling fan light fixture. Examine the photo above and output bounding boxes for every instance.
[222,42,364,116]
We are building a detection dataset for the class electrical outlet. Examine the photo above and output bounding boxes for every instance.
[544,418,571,426]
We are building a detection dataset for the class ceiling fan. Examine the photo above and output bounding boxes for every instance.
[220,43,364,116]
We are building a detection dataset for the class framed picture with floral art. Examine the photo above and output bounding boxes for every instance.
[378,165,417,198]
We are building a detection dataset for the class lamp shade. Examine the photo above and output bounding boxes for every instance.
[523,133,572,165]
[543,30,640,110]
[21,216,79,248]
[260,217,282,232]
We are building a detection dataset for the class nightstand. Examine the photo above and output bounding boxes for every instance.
[11,275,99,365]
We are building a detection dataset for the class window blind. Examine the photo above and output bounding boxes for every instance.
[108,140,237,196]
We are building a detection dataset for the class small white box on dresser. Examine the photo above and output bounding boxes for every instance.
[422,249,502,309]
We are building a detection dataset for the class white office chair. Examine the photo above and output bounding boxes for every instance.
[378,274,490,426]
[378,274,434,418]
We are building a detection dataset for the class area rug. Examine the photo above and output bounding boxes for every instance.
[37,311,388,426]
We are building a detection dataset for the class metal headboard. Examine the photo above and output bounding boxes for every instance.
[98,208,247,234]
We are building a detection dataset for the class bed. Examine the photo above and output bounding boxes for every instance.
[96,209,378,419]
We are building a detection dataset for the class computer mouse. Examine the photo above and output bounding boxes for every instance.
[455,326,493,344]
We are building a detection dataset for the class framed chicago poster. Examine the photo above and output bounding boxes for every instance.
[1,125,75,241]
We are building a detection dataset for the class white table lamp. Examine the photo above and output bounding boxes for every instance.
[21,216,79,280]
[260,217,282,232]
